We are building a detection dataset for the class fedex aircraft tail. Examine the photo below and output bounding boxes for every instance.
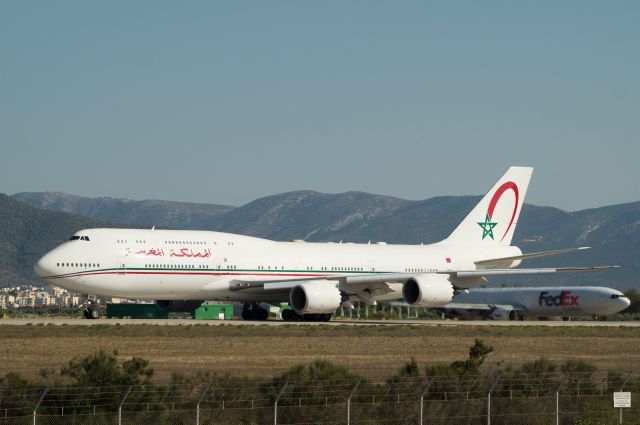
[444,166,533,246]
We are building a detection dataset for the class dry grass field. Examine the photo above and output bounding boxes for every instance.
[1,323,639,381]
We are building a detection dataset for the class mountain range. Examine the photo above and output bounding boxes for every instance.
[4,191,640,290]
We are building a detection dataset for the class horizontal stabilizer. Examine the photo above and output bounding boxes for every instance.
[475,247,591,268]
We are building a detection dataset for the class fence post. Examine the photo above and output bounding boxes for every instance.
[274,381,288,425]
[33,388,49,425]
[420,377,435,425]
[487,375,501,425]
[196,384,210,425]
[556,382,563,425]
[118,386,132,425]
[347,379,361,425]
[618,371,632,425]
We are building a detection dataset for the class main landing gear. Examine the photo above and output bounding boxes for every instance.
[281,309,332,322]
[241,303,269,321]
[240,303,332,322]
[83,299,100,320]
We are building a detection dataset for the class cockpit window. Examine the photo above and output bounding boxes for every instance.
[69,236,90,241]
[611,294,625,299]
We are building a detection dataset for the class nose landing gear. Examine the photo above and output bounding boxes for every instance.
[83,299,100,319]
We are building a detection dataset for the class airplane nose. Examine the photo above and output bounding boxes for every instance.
[621,297,631,310]
[34,254,53,278]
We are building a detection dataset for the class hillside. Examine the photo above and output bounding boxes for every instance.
[7,191,640,289]
[12,192,234,230]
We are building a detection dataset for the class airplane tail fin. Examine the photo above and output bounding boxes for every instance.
[444,166,533,246]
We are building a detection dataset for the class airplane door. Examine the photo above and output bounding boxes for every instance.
[117,256,127,275]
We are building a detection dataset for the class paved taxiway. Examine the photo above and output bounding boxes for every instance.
[1,318,639,327]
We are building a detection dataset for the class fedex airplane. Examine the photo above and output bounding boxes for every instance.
[437,286,630,320]
[33,167,616,320]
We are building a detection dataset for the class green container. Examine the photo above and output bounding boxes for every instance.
[193,304,233,320]
[106,303,169,319]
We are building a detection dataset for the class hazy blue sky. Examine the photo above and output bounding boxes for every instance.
[1,1,638,211]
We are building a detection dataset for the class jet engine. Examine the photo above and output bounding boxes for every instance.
[402,274,454,307]
[290,281,342,314]
[155,300,204,313]
[490,307,517,321]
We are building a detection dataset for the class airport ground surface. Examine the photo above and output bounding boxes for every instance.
[1,319,640,381]
[2,318,640,327]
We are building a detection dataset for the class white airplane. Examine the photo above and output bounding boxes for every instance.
[436,286,630,320]
[33,166,616,320]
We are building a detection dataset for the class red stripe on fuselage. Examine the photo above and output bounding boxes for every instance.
[44,271,333,279]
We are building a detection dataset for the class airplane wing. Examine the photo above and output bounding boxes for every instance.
[227,275,399,298]
[452,265,618,278]
[224,265,619,294]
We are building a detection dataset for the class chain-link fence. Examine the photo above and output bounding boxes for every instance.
[2,373,640,425]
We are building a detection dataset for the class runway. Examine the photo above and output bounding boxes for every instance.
[1,318,639,327]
